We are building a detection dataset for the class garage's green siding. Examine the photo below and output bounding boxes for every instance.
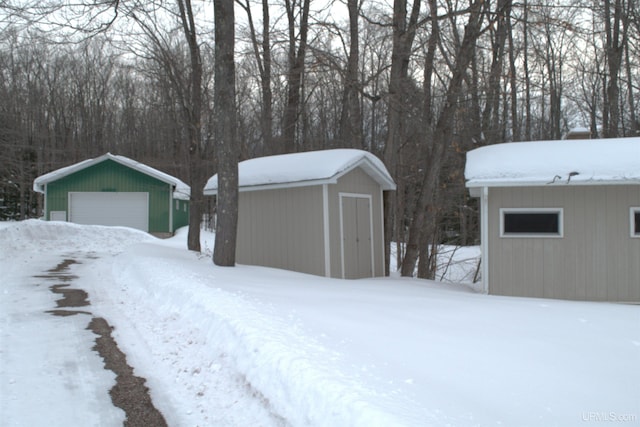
[172,199,190,232]
[45,159,175,233]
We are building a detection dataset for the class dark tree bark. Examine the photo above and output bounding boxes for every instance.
[546,49,562,140]
[175,0,206,252]
[603,0,628,138]
[506,5,519,141]
[337,0,363,149]
[213,0,239,266]
[260,0,273,152]
[423,0,438,130]
[383,0,421,275]
[523,0,532,141]
[239,0,273,155]
[481,0,510,145]
[624,35,637,135]
[414,0,439,279]
[282,0,311,154]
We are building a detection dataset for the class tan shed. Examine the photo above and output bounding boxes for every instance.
[204,149,396,279]
[465,137,640,302]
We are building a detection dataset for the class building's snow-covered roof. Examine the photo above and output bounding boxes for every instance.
[33,153,191,200]
[568,126,590,134]
[204,149,395,194]
[465,137,640,188]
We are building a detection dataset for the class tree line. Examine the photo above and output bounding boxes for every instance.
[1,0,638,277]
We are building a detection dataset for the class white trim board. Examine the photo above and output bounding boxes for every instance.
[322,184,331,277]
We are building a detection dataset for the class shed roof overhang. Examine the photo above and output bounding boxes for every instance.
[466,177,640,197]
[204,150,396,196]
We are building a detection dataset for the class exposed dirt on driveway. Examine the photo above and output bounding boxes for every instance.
[38,258,168,427]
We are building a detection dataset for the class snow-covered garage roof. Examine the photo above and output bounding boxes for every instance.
[33,153,191,200]
[204,149,396,194]
[465,137,640,188]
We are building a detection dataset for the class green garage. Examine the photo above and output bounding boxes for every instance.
[34,153,190,235]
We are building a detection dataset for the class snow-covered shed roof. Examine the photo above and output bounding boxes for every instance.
[204,149,395,194]
[465,137,640,188]
[33,153,191,200]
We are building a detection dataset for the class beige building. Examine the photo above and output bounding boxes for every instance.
[465,137,640,302]
[204,149,396,279]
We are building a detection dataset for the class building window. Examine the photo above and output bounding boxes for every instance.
[500,208,563,238]
[631,208,640,238]
[176,200,179,210]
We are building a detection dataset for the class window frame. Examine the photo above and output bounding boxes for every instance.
[500,208,564,238]
[631,207,640,238]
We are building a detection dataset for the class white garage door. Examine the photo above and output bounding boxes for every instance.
[69,192,149,231]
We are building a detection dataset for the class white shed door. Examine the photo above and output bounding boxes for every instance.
[340,194,374,279]
[69,192,149,231]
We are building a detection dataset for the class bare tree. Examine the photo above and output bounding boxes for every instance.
[506,1,519,141]
[523,0,532,140]
[481,0,511,145]
[400,0,486,277]
[238,0,273,156]
[382,0,421,275]
[336,0,363,149]
[624,26,637,135]
[281,0,311,153]
[175,0,207,252]
[124,0,210,251]
[603,0,629,137]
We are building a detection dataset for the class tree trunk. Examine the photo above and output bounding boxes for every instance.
[337,0,363,149]
[604,0,627,138]
[523,0,532,140]
[423,0,438,131]
[282,0,310,154]
[213,0,239,266]
[240,0,273,155]
[481,0,510,145]
[383,0,422,276]
[171,0,207,252]
[625,36,637,135]
[260,0,273,152]
[507,6,519,141]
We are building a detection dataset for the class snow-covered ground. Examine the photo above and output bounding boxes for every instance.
[1,220,639,426]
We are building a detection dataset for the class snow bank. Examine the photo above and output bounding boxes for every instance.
[97,243,418,426]
[0,219,154,254]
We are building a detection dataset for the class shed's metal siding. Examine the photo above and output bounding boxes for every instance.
[328,168,385,277]
[45,159,172,233]
[488,185,640,302]
[236,185,325,276]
